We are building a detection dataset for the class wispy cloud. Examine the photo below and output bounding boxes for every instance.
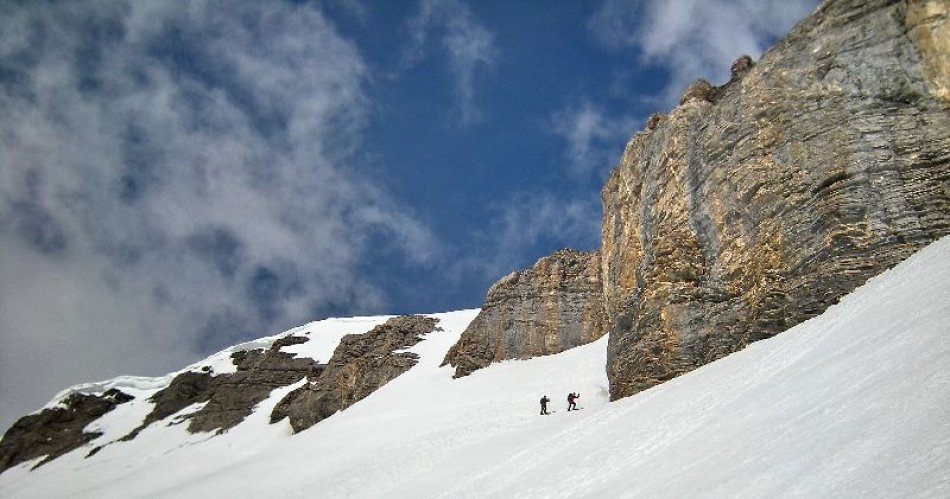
[403,0,496,125]
[551,102,638,181]
[0,0,435,429]
[589,0,819,104]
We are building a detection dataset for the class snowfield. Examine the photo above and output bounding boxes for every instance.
[2,237,949,498]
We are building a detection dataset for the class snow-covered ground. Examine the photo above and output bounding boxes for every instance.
[2,237,949,498]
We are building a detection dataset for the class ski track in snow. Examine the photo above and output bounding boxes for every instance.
[2,239,950,498]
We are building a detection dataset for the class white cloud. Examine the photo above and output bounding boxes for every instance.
[551,102,638,180]
[589,0,819,104]
[404,0,496,125]
[0,1,435,430]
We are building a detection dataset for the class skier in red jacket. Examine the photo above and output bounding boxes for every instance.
[567,392,579,411]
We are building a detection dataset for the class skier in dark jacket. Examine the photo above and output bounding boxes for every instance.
[567,392,579,411]
[540,395,550,415]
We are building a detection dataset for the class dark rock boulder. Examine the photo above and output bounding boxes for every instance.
[0,389,133,474]
[442,249,606,378]
[271,315,439,433]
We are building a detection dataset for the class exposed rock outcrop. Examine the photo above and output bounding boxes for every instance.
[442,249,606,377]
[271,315,439,433]
[121,371,219,441]
[187,335,325,434]
[1,316,441,472]
[602,0,950,399]
[0,389,133,474]
[123,334,324,439]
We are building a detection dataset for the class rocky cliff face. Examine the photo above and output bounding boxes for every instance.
[602,0,950,399]
[443,0,948,398]
[442,249,606,377]
[272,315,440,433]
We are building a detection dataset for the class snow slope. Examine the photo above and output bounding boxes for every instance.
[2,237,950,498]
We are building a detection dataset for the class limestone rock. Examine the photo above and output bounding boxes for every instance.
[271,315,439,433]
[601,0,950,400]
[906,0,950,100]
[442,249,606,378]
[0,389,133,474]
[729,55,756,81]
[679,79,716,105]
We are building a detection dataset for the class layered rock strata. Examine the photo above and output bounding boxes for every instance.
[0,389,133,474]
[602,0,950,399]
[271,315,440,433]
[443,249,606,377]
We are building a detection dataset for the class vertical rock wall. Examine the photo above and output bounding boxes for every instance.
[602,0,950,399]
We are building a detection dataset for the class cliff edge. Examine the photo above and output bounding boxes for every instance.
[601,0,950,398]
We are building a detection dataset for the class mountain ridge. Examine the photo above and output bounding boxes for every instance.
[1,237,947,496]
[2,0,949,494]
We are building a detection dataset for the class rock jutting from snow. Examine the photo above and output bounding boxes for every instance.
[0,389,133,474]
[442,249,606,377]
[0,316,442,472]
[121,334,324,439]
[271,315,440,433]
[601,0,950,399]
[186,335,325,434]
[120,371,219,441]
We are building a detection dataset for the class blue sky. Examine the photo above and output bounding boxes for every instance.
[0,0,818,430]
